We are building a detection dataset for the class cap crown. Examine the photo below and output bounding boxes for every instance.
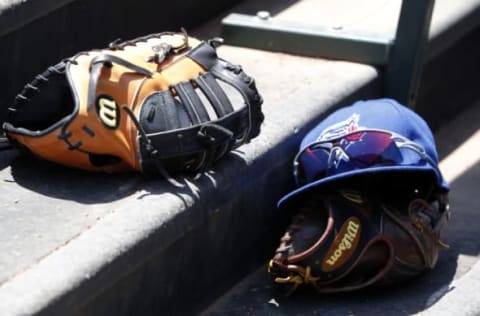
[278,98,448,209]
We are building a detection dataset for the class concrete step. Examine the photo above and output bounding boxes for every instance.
[0,0,479,315]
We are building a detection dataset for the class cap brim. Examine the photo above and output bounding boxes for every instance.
[277,164,448,209]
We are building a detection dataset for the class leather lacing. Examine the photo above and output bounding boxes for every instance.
[268,207,321,294]
[1,60,76,150]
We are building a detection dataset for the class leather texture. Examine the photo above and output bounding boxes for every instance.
[269,181,451,294]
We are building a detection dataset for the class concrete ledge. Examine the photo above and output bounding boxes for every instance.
[421,260,480,316]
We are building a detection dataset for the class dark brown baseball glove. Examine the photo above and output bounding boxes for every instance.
[268,173,451,294]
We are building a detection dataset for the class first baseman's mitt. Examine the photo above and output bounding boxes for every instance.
[2,30,263,181]
[269,173,451,294]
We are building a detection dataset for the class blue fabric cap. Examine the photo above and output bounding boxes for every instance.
[278,98,449,208]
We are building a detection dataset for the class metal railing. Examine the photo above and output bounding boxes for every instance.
[221,0,435,108]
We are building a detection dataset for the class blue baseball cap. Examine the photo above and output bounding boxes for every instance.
[278,98,449,208]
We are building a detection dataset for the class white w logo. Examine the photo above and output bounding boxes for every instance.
[97,96,119,128]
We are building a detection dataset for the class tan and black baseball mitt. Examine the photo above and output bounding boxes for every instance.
[2,30,263,181]
[269,174,451,294]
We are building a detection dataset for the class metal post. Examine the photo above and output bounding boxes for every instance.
[386,0,435,108]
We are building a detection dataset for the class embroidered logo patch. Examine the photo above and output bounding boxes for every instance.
[322,217,361,272]
[96,95,120,129]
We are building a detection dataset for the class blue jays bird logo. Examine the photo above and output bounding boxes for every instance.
[313,113,363,168]
[317,113,361,141]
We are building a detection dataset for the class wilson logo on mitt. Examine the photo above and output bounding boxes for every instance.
[96,95,120,129]
[322,216,361,272]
